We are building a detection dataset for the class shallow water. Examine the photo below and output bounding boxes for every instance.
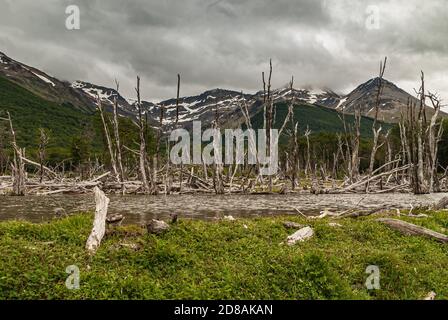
[0,192,446,225]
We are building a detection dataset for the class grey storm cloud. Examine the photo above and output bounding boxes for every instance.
[0,0,447,101]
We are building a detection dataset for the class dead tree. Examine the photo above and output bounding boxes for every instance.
[0,112,26,195]
[366,57,387,191]
[337,110,352,181]
[304,126,312,178]
[97,95,119,182]
[416,72,427,193]
[262,59,274,192]
[38,128,49,183]
[112,80,126,194]
[427,92,443,192]
[384,129,393,172]
[0,124,8,175]
[410,72,429,194]
[398,71,442,194]
[135,76,150,194]
[350,106,361,182]
[175,74,181,126]
[212,107,224,194]
[278,77,295,137]
[238,91,258,193]
[282,78,299,189]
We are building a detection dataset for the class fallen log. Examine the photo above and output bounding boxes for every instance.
[283,221,304,229]
[343,165,410,192]
[86,187,110,254]
[377,218,448,243]
[89,171,111,182]
[106,214,124,225]
[21,156,57,178]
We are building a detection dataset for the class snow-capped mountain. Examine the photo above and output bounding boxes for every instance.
[0,51,94,113]
[70,80,344,130]
[1,51,444,128]
[70,80,147,118]
[264,87,342,108]
[337,77,431,123]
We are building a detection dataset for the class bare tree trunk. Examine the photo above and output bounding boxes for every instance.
[175,74,180,126]
[262,59,274,192]
[213,106,224,194]
[366,57,387,191]
[2,112,26,195]
[135,76,150,194]
[112,80,126,194]
[351,107,361,182]
[38,128,49,184]
[416,72,428,194]
[97,95,119,181]
[304,126,311,178]
[427,93,442,192]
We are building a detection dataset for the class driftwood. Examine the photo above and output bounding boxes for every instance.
[283,221,304,229]
[86,187,110,254]
[106,213,124,225]
[377,218,448,243]
[286,226,314,245]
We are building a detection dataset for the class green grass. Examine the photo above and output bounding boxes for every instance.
[0,211,447,300]
[0,75,91,149]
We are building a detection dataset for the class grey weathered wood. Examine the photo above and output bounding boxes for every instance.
[106,214,124,224]
[286,226,314,245]
[282,221,304,229]
[377,218,448,243]
[86,187,110,253]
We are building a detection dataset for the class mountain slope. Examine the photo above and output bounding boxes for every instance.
[1,50,444,135]
[336,77,444,123]
[0,52,96,113]
[249,102,388,141]
[0,75,90,148]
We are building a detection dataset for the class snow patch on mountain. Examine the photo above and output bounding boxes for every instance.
[71,81,116,105]
[70,81,84,89]
[31,71,56,87]
[336,97,347,110]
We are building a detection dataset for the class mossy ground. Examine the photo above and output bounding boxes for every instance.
[0,210,447,300]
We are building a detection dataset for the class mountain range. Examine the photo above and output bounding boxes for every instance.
[0,50,444,135]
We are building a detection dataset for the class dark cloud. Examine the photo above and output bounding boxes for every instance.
[0,0,447,101]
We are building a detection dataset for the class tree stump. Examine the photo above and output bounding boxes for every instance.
[86,187,110,254]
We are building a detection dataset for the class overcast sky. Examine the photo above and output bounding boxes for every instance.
[0,0,447,102]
